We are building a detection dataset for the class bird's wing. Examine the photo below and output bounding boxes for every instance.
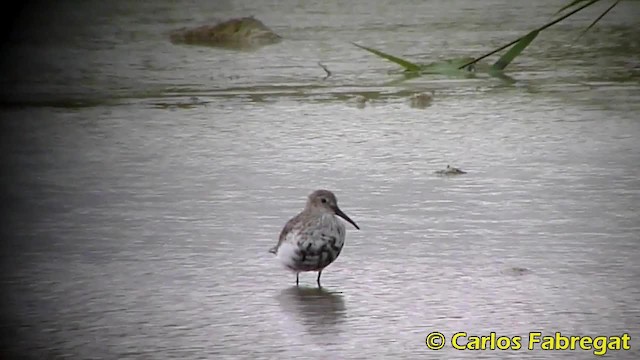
[269,212,303,254]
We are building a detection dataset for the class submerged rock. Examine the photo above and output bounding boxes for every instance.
[409,91,434,109]
[353,95,368,109]
[169,16,282,49]
[434,165,467,175]
[501,267,532,276]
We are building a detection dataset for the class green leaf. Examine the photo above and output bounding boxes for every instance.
[419,58,477,76]
[352,43,421,72]
[488,68,517,83]
[491,30,539,70]
[577,0,621,38]
[461,0,600,70]
[555,0,602,15]
[382,72,422,86]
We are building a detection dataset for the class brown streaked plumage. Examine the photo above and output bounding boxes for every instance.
[269,190,360,287]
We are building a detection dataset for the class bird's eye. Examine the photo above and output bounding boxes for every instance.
[321,198,327,204]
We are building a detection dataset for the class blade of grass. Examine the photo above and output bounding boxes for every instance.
[491,30,539,70]
[352,42,421,72]
[458,0,600,70]
[576,0,621,39]
[555,0,602,15]
[383,72,422,86]
[487,69,517,83]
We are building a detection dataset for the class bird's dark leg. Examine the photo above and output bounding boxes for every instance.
[316,270,322,288]
[296,273,299,287]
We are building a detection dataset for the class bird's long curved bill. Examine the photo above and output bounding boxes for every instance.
[335,207,360,230]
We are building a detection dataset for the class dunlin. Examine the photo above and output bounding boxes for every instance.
[269,190,360,287]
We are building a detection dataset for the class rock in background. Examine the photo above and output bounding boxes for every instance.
[170,16,282,49]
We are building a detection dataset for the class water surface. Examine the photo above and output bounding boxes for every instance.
[1,0,639,359]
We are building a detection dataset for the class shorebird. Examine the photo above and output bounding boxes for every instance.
[269,190,360,287]
[434,165,467,175]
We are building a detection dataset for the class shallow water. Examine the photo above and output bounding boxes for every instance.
[1,0,640,359]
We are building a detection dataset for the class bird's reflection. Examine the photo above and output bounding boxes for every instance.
[276,286,346,335]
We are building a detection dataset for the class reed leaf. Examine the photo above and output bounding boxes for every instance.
[555,0,602,15]
[577,0,621,39]
[459,0,600,70]
[487,68,517,83]
[352,43,421,72]
[491,30,539,71]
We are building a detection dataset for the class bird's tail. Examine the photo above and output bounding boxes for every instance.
[268,246,277,255]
